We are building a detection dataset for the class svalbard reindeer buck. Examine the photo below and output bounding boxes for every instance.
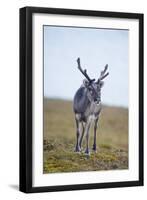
[73,58,109,155]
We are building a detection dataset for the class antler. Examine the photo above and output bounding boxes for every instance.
[77,58,95,83]
[97,64,109,83]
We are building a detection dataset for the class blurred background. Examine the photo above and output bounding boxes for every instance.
[44,26,129,107]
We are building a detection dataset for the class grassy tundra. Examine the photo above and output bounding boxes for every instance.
[43,98,128,173]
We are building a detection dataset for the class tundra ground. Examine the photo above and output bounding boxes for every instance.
[43,98,128,173]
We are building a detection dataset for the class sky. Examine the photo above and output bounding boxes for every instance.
[44,26,129,107]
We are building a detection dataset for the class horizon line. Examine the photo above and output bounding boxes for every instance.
[44,96,128,109]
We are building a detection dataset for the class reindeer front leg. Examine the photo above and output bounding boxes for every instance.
[79,122,85,150]
[75,117,81,152]
[85,118,92,155]
[93,118,99,152]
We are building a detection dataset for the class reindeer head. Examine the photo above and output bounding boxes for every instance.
[77,57,109,104]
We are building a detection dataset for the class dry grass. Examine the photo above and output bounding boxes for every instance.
[43,98,128,173]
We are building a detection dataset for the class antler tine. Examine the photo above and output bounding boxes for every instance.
[100,72,109,80]
[77,58,95,82]
[97,64,109,82]
[100,64,107,75]
[103,64,108,73]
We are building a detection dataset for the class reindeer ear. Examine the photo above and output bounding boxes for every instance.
[100,81,104,88]
[83,79,89,87]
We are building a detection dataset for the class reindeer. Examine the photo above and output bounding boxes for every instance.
[73,58,109,155]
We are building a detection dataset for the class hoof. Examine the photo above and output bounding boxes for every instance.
[85,149,90,156]
[92,149,97,153]
[92,147,97,153]
[74,146,81,153]
[92,146,99,153]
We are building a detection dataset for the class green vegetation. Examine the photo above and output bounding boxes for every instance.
[43,98,128,173]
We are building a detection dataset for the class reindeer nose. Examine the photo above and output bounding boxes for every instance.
[95,97,100,103]
[94,98,97,102]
